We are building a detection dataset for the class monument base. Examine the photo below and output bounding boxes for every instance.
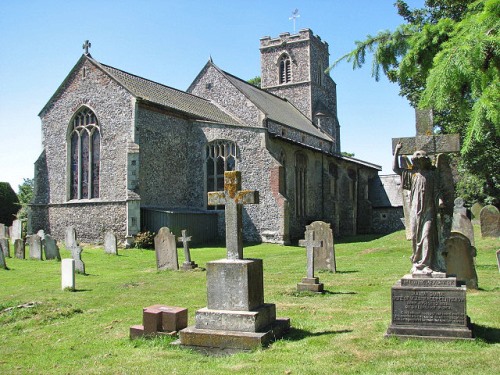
[297,277,324,293]
[181,261,198,271]
[385,274,474,340]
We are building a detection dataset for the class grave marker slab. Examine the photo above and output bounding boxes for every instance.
[104,231,118,255]
[14,239,25,259]
[0,223,7,238]
[471,202,483,221]
[444,232,478,289]
[61,259,75,290]
[297,229,324,293]
[299,221,336,272]
[44,234,61,260]
[452,212,475,248]
[27,234,43,260]
[480,205,500,238]
[154,227,178,271]
[178,230,198,270]
[0,247,7,269]
[0,238,10,258]
[70,246,85,274]
[11,220,22,240]
[497,249,500,273]
[65,226,77,249]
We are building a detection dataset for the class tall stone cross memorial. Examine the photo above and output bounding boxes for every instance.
[180,171,290,350]
[297,230,324,293]
[207,171,259,259]
[393,108,460,239]
[178,229,198,270]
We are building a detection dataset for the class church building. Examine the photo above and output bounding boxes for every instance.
[30,29,381,244]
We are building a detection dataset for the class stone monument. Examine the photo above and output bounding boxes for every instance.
[297,229,324,293]
[44,234,61,261]
[179,171,290,350]
[104,231,118,255]
[65,226,77,249]
[299,221,336,272]
[178,230,198,270]
[154,227,179,271]
[70,245,85,274]
[61,259,75,290]
[14,239,25,259]
[27,234,43,260]
[444,232,478,289]
[0,246,7,269]
[0,238,10,258]
[479,205,500,238]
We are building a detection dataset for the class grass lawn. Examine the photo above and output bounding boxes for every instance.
[0,227,498,374]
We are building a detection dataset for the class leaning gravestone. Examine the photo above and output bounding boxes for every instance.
[44,234,61,260]
[70,245,85,274]
[27,234,43,260]
[154,227,178,270]
[180,171,290,350]
[14,239,25,259]
[0,238,10,258]
[297,229,324,292]
[444,232,478,289]
[104,231,118,255]
[0,247,7,269]
[480,205,500,238]
[65,226,77,249]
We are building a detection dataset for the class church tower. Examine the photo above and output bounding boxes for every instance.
[260,29,341,152]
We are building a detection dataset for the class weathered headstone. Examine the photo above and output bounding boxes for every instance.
[0,247,7,269]
[299,221,336,272]
[11,219,22,240]
[44,234,61,260]
[14,239,25,259]
[65,226,77,249]
[104,231,118,255]
[0,238,10,258]
[178,230,198,270]
[480,205,500,238]
[70,246,85,274]
[297,229,324,292]
[497,249,500,273]
[61,259,75,290]
[37,229,46,241]
[453,197,467,216]
[444,232,478,289]
[154,227,178,271]
[0,223,7,238]
[452,200,475,248]
[180,171,290,350]
[470,202,483,221]
[27,234,43,260]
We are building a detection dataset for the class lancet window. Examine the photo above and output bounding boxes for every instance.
[205,140,237,209]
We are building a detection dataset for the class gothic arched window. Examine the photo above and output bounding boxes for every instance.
[279,54,291,84]
[69,107,100,200]
[295,152,307,217]
[205,140,237,209]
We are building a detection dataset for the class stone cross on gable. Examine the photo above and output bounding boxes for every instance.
[83,40,91,55]
[208,171,259,260]
[178,230,192,263]
[303,230,322,279]
[392,108,460,157]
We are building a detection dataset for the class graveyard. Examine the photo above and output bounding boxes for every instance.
[0,227,498,374]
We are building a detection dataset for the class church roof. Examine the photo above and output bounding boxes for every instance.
[369,174,403,208]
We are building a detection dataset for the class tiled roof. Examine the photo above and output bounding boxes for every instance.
[219,69,333,141]
[96,60,240,125]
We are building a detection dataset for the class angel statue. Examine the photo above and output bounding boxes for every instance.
[393,142,454,274]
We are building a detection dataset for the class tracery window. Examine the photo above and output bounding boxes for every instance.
[205,140,237,209]
[295,152,307,217]
[279,54,291,84]
[69,107,100,200]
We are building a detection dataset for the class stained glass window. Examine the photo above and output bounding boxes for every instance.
[68,107,100,200]
[205,140,237,210]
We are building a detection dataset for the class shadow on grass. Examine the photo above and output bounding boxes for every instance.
[323,290,357,295]
[334,270,359,274]
[72,289,92,293]
[284,327,353,341]
[473,323,500,343]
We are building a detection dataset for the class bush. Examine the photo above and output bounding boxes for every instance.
[134,231,155,249]
[0,182,19,226]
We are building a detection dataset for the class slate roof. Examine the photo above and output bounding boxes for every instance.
[369,174,403,207]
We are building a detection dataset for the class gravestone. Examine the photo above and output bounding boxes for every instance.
[0,223,7,238]
[0,247,7,269]
[65,226,77,249]
[480,205,500,238]
[14,239,25,259]
[11,219,22,240]
[27,234,43,260]
[470,202,483,221]
[37,229,46,241]
[452,206,475,248]
[104,231,118,255]
[497,250,500,273]
[299,221,336,272]
[453,197,467,216]
[61,259,75,290]
[0,238,10,258]
[154,227,178,271]
[297,229,324,293]
[178,230,198,270]
[70,246,85,274]
[444,232,478,289]
[44,234,61,260]
[180,171,290,350]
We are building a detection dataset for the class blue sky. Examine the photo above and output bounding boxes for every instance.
[0,0,424,191]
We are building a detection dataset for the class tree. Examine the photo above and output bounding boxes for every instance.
[17,178,34,220]
[330,0,499,204]
[247,76,261,88]
[0,182,19,225]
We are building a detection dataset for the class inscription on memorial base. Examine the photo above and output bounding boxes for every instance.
[386,275,473,340]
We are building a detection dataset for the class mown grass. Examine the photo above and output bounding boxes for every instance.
[0,227,498,374]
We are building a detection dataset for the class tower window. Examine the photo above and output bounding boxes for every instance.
[279,55,291,84]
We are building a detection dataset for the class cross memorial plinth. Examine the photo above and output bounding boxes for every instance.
[178,230,198,270]
[297,230,324,293]
[207,171,259,260]
[179,171,290,350]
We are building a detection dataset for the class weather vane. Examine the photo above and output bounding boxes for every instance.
[289,9,300,33]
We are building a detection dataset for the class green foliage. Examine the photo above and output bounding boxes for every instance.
[0,182,19,226]
[331,0,500,203]
[134,231,155,249]
[341,151,356,157]
[16,178,34,220]
[247,76,261,88]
